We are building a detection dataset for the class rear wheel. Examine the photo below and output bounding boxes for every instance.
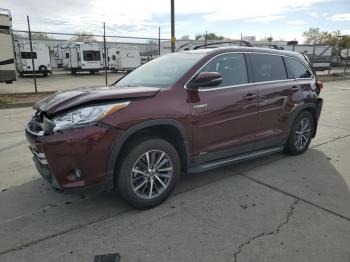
[39,66,48,77]
[285,111,314,155]
[117,138,180,209]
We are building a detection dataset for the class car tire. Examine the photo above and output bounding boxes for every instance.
[117,137,180,209]
[285,111,314,155]
[39,66,48,77]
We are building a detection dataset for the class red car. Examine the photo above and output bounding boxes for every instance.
[26,46,323,208]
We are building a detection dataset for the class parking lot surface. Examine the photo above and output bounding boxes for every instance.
[0,70,124,94]
[0,80,350,262]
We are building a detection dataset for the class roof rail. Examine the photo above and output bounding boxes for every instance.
[192,40,252,50]
[252,43,284,50]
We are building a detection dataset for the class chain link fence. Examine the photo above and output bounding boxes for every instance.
[0,18,349,95]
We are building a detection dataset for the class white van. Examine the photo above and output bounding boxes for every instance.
[0,9,16,83]
[15,42,52,77]
[62,42,103,74]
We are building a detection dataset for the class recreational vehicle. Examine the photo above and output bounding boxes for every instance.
[15,41,52,77]
[0,9,16,83]
[62,42,103,74]
[284,45,332,71]
[108,46,141,72]
[53,45,64,68]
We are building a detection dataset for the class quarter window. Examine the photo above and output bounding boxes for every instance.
[250,54,287,82]
[199,53,248,87]
[284,57,312,79]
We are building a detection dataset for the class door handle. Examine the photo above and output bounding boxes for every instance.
[290,86,299,92]
[243,93,257,101]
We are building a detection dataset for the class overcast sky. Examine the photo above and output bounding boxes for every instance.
[2,0,350,42]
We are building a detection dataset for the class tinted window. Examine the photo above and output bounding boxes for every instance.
[83,51,101,61]
[250,54,287,82]
[116,52,205,88]
[285,57,312,79]
[21,52,37,59]
[65,53,69,58]
[199,53,248,86]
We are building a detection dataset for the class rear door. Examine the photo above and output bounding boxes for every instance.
[248,53,302,148]
[189,53,258,164]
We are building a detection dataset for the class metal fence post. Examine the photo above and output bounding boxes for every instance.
[344,48,349,74]
[103,22,107,86]
[312,40,316,66]
[27,15,37,93]
[158,27,161,56]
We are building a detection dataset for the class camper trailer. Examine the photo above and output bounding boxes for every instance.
[53,45,64,68]
[0,9,16,83]
[108,46,141,72]
[62,42,103,74]
[15,41,52,77]
[284,45,332,71]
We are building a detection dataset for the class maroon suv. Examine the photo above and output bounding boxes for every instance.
[26,46,323,208]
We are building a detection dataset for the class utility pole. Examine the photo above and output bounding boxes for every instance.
[103,22,107,86]
[27,16,37,93]
[158,27,161,56]
[205,30,207,48]
[170,0,175,53]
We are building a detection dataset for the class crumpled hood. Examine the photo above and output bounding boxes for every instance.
[34,85,160,115]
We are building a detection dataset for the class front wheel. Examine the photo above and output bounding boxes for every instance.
[285,111,314,155]
[117,138,180,209]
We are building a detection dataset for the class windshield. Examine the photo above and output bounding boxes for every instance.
[115,52,206,88]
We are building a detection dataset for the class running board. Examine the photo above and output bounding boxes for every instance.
[187,146,283,174]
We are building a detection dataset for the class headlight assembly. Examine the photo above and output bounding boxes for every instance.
[52,101,130,132]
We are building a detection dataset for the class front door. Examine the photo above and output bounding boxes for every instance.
[189,53,258,164]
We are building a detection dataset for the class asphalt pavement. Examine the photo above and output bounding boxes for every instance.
[0,80,349,262]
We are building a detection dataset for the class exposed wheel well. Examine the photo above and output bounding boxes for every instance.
[114,125,188,178]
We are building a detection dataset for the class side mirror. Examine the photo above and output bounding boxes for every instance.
[187,72,223,89]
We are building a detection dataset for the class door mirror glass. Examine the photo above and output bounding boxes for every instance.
[188,72,223,89]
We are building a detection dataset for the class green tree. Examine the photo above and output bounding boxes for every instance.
[195,32,225,40]
[70,31,96,42]
[31,32,54,40]
[303,27,345,45]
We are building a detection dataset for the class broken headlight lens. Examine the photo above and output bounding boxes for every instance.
[52,102,130,132]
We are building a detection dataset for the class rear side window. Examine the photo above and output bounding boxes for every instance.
[21,52,37,59]
[250,54,287,82]
[199,53,248,87]
[284,57,312,79]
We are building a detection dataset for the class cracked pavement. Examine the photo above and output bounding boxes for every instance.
[0,80,350,261]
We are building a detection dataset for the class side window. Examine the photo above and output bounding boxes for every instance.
[112,55,116,60]
[284,57,312,79]
[199,53,248,87]
[65,53,69,58]
[250,54,287,82]
[21,52,37,59]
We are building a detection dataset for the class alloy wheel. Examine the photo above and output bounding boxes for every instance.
[295,118,311,150]
[131,150,173,199]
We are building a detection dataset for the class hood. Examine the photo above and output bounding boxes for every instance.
[34,85,160,115]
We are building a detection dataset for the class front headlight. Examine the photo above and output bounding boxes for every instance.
[52,101,130,132]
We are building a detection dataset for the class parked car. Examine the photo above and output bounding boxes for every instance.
[25,46,323,208]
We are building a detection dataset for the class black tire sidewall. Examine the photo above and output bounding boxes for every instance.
[286,111,314,155]
[117,138,180,209]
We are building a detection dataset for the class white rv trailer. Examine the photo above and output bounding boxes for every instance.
[0,9,16,83]
[15,41,52,77]
[108,46,141,72]
[283,45,333,71]
[53,45,64,68]
[62,42,103,74]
